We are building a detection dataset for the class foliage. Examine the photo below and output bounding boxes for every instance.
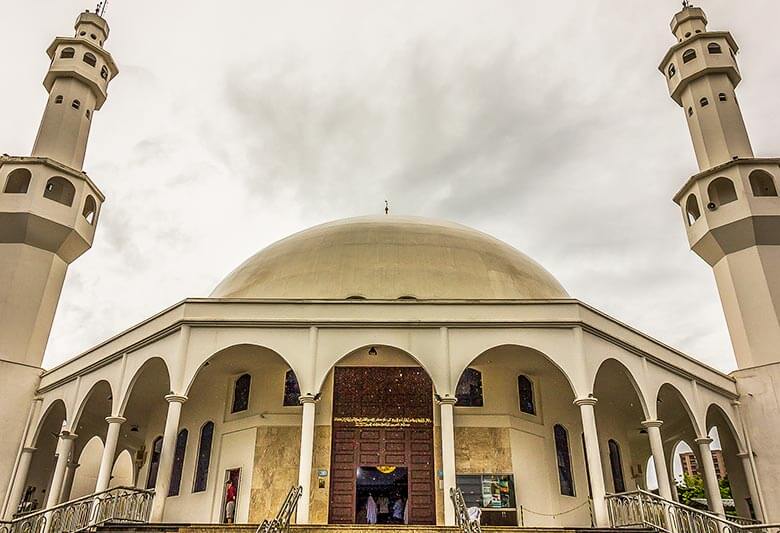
[675,474,732,506]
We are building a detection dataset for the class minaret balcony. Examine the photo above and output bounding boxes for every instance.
[674,158,780,266]
[0,156,104,262]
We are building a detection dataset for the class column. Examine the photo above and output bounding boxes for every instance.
[575,398,608,527]
[695,437,725,516]
[296,394,317,524]
[95,416,126,494]
[45,432,77,509]
[150,395,186,522]
[60,462,79,503]
[438,397,458,526]
[642,420,673,500]
[737,452,764,521]
[5,447,36,519]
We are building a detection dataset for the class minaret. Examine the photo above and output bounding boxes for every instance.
[661,4,780,520]
[0,10,117,509]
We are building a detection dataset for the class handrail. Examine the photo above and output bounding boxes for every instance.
[450,487,482,533]
[0,486,153,533]
[256,486,302,533]
[606,489,780,533]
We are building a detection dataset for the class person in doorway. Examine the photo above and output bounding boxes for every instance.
[224,480,236,523]
[392,496,405,524]
[366,494,378,524]
[377,494,390,523]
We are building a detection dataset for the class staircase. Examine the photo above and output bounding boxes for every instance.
[97,526,644,533]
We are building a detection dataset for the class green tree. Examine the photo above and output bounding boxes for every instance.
[676,474,705,506]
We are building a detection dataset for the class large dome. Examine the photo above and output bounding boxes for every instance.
[211,216,568,300]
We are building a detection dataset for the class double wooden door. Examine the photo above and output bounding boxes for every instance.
[328,367,436,525]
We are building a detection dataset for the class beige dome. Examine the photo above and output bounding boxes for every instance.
[211,216,568,300]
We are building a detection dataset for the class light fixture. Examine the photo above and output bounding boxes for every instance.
[368,346,377,356]
[130,425,139,432]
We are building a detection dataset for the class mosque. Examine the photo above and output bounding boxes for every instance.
[0,3,779,530]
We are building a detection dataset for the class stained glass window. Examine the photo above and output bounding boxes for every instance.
[168,429,188,496]
[145,436,163,489]
[283,370,301,406]
[554,424,575,496]
[231,373,251,413]
[193,421,214,493]
[455,368,483,407]
[609,439,626,493]
[518,375,536,415]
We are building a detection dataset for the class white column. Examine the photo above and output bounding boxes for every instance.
[737,452,763,521]
[642,420,673,500]
[5,447,36,519]
[696,437,725,517]
[296,394,317,524]
[575,398,608,527]
[95,416,126,494]
[60,462,79,503]
[150,394,187,522]
[438,397,458,526]
[45,432,77,509]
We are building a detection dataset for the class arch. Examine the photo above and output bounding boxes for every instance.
[145,436,164,489]
[708,42,723,54]
[554,424,575,496]
[668,64,676,78]
[704,403,744,454]
[708,177,738,207]
[60,47,75,59]
[455,368,483,407]
[43,176,75,206]
[283,369,301,406]
[4,168,31,194]
[749,170,778,197]
[82,52,97,67]
[518,375,536,415]
[608,439,626,493]
[592,357,651,419]
[32,398,68,447]
[686,194,702,225]
[193,421,214,493]
[82,195,97,224]
[71,379,114,430]
[682,49,697,63]
[110,449,135,488]
[100,66,109,80]
[705,404,751,517]
[168,428,188,496]
[118,356,172,415]
[71,436,104,499]
[655,382,704,438]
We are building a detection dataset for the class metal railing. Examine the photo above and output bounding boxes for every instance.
[450,487,482,533]
[256,486,302,533]
[0,486,153,533]
[606,489,780,533]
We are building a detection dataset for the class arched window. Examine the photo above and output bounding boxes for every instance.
[60,47,75,59]
[554,424,575,496]
[283,370,301,406]
[72,99,81,110]
[668,64,676,78]
[685,194,701,225]
[687,107,693,117]
[682,49,697,63]
[193,421,214,493]
[85,109,91,119]
[4,168,31,194]
[518,375,536,415]
[43,177,76,206]
[708,42,723,54]
[608,439,626,493]
[83,52,97,67]
[708,177,738,208]
[455,368,484,407]
[168,429,188,496]
[700,97,709,107]
[82,195,97,224]
[55,95,63,104]
[719,93,728,102]
[231,373,251,413]
[100,66,109,80]
[145,436,164,489]
[749,170,778,197]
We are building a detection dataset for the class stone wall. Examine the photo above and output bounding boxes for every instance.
[250,426,301,522]
[454,427,513,472]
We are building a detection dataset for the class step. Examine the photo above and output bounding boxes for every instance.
[97,523,654,533]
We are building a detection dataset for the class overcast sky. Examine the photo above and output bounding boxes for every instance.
[3,1,779,371]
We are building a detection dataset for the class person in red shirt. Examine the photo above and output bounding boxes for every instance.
[225,480,237,523]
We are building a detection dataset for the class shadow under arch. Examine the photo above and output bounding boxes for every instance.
[71,379,113,434]
[32,398,68,447]
[656,382,702,437]
[592,358,650,419]
[117,356,172,416]
[705,404,753,519]
[315,342,439,395]
[454,343,579,400]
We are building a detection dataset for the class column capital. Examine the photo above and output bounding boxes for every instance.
[299,394,319,405]
[66,461,80,469]
[574,397,598,407]
[736,451,751,459]
[164,394,188,404]
[730,399,741,407]
[105,416,127,425]
[59,431,78,441]
[641,419,664,428]
[695,437,713,445]
[22,447,36,454]
[436,395,458,406]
